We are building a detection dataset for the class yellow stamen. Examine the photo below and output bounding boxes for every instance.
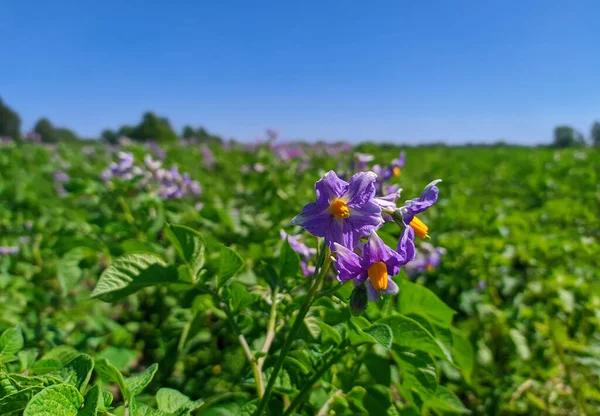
[330,199,350,219]
[426,264,434,272]
[368,261,388,291]
[410,216,429,238]
[393,167,401,177]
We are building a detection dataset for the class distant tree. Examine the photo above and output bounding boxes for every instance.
[552,125,586,148]
[118,125,135,137]
[34,118,57,142]
[101,129,119,144]
[591,122,600,146]
[182,125,195,138]
[33,117,79,142]
[0,97,22,139]
[130,112,177,143]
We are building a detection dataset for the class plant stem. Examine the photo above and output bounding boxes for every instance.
[197,284,264,399]
[283,347,347,416]
[258,287,279,368]
[254,249,332,415]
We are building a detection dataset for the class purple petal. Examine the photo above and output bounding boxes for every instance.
[361,230,403,276]
[346,172,377,206]
[334,243,365,282]
[316,171,348,205]
[382,278,399,295]
[403,179,442,216]
[365,280,380,302]
[290,203,332,238]
[397,226,416,263]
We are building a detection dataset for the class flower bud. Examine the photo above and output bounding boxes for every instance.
[349,284,368,316]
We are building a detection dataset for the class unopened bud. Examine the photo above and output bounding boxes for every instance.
[349,284,368,316]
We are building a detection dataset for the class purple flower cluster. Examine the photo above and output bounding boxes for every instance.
[404,242,446,277]
[53,170,70,196]
[101,153,202,202]
[201,145,216,169]
[291,168,441,309]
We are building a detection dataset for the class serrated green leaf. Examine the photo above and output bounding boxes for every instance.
[24,383,84,416]
[79,384,101,416]
[379,315,453,363]
[91,253,180,302]
[217,246,243,287]
[398,281,456,328]
[165,224,206,278]
[50,354,94,391]
[279,239,300,281]
[125,363,158,397]
[0,327,23,362]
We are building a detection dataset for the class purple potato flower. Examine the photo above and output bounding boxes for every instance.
[334,230,412,301]
[291,171,383,251]
[280,230,317,277]
[0,246,19,255]
[404,242,446,277]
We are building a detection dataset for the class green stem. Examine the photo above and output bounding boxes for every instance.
[254,249,332,415]
[283,347,347,416]
[198,285,264,399]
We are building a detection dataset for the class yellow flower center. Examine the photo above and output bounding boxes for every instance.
[393,167,401,177]
[410,216,429,238]
[368,261,388,291]
[330,199,350,219]
[426,264,434,272]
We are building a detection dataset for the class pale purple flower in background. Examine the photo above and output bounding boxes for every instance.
[82,146,96,157]
[0,246,19,255]
[195,202,204,211]
[23,132,42,143]
[53,171,70,183]
[404,242,446,277]
[280,230,317,277]
[25,221,34,230]
[476,280,488,292]
[266,129,279,141]
[241,165,251,174]
[353,153,375,171]
[144,154,162,171]
[254,163,265,173]
[202,145,216,168]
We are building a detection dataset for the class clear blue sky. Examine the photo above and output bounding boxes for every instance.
[1,1,599,144]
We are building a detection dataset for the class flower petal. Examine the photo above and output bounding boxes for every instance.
[346,171,377,206]
[365,280,380,302]
[397,225,416,263]
[403,179,442,215]
[333,243,365,282]
[316,171,348,204]
[361,230,403,275]
[382,277,399,295]
[290,203,332,238]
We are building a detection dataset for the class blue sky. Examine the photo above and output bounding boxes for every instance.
[1,1,599,144]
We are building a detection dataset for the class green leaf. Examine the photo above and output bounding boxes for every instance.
[91,253,179,302]
[319,322,343,345]
[0,387,44,415]
[94,358,126,396]
[165,224,206,278]
[363,324,393,350]
[57,248,88,297]
[227,282,257,312]
[32,359,63,375]
[156,388,204,413]
[18,349,39,371]
[217,245,243,287]
[24,383,84,416]
[398,281,456,328]
[50,354,94,390]
[124,363,158,397]
[41,346,81,366]
[279,238,300,281]
[451,329,473,384]
[423,386,471,414]
[78,384,101,416]
[0,327,23,363]
[393,346,438,399]
[364,354,391,386]
[509,329,531,361]
[379,315,453,363]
